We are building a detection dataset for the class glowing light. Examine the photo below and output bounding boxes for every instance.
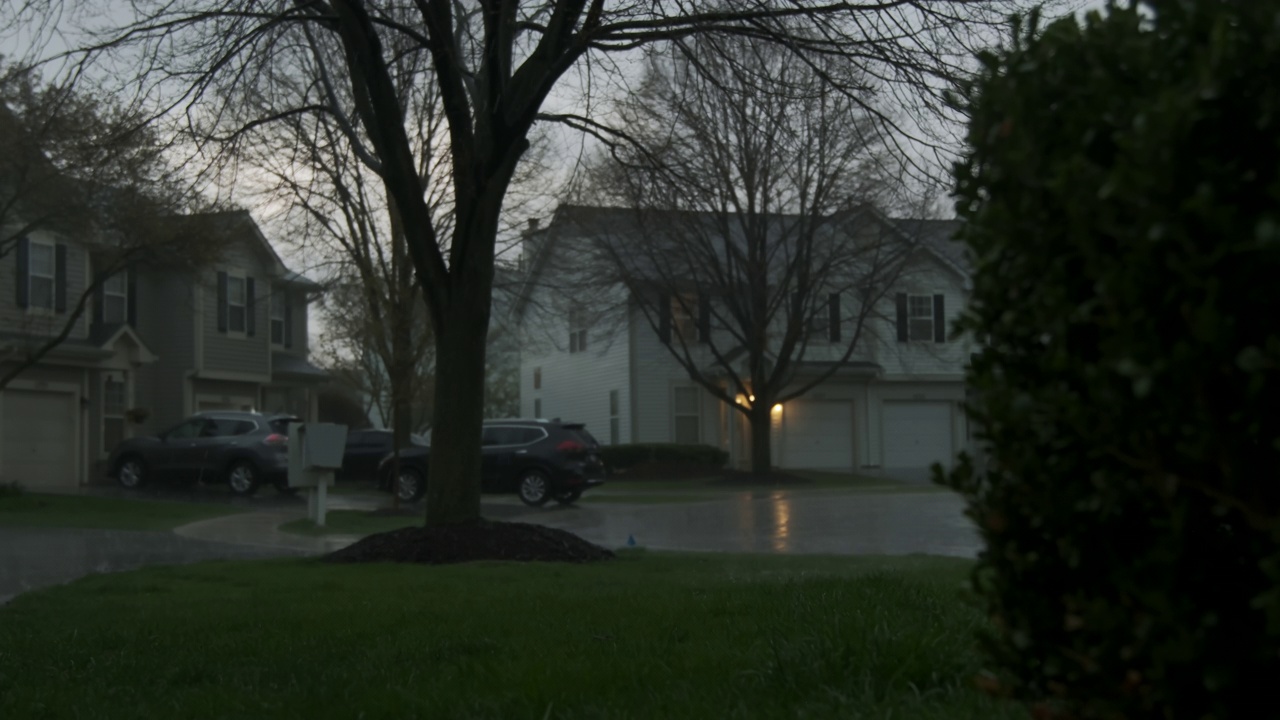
[771,404,783,415]
[748,394,755,402]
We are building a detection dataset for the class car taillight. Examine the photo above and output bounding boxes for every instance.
[557,440,585,456]
[263,434,288,446]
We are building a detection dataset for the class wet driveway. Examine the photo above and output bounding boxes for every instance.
[0,527,305,605]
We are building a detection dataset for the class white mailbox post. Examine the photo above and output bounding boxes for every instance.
[288,422,348,527]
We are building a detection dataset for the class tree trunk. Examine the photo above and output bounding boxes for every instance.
[749,403,773,475]
[423,250,494,527]
[388,338,413,510]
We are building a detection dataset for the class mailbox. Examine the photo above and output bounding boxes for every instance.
[287,422,348,527]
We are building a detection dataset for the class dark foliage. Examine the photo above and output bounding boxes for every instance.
[939,2,1280,718]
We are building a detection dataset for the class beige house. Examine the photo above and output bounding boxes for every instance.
[0,210,325,490]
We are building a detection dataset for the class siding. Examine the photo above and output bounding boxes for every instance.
[519,254,631,443]
[864,256,973,379]
[202,240,272,377]
[628,302,722,445]
[0,229,91,341]
[132,268,197,432]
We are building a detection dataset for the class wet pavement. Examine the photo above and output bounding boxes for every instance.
[1,485,980,605]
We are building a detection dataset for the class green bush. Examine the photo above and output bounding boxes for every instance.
[940,2,1280,718]
[600,443,728,471]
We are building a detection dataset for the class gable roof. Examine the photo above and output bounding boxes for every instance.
[515,204,969,316]
[159,210,319,287]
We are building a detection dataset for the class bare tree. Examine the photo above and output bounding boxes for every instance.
[0,62,218,389]
[582,36,917,474]
[7,0,1053,526]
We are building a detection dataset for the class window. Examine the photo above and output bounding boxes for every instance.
[102,272,128,324]
[227,275,247,333]
[482,426,537,446]
[270,292,286,345]
[534,398,542,418]
[673,386,700,444]
[28,241,56,310]
[672,294,699,342]
[808,293,841,343]
[568,310,588,353]
[533,367,542,390]
[609,390,620,445]
[908,295,934,341]
[166,418,206,440]
[210,419,258,436]
[102,375,127,452]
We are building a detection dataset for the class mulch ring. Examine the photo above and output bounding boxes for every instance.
[322,519,615,565]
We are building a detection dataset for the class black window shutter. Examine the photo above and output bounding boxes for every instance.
[933,294,946,343]
[15,237,29,308]
[126,266,138,327]
[829,293,841,342]
[283,296,293,348]
[92,272,105,325]
[895,293,908,342]
[245,277,256,336]
[658,294,671,344]
[54,244,67,313]
[216,271,228,332]
[697,293,710,342]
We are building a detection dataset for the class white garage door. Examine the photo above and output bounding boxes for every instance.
[1,389,78,489]
[779,400,853,470]
[882,402,953,476]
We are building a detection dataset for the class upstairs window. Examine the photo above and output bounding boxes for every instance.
[102,272,128,324]
[227,276,247,333]
[895,293,946,343]
[27,241,56,310]
[568,309,588,353]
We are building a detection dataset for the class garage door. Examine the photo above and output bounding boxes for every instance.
[779,400,853,470]
[882,402,953,477]
[1,389,78,489]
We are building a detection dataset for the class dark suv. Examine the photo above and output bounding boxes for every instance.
[106,412,299,496]
[377,419,605,505]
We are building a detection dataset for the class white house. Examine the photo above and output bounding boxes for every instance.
[512,204,974,482]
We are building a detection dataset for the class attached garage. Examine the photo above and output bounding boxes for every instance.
[779,400,854,470]
[881,401,953,479]
[1,388,80,489]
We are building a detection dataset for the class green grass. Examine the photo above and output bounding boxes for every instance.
[0,493,246,531]
[0,553,1016,719]
[279,509,422,537]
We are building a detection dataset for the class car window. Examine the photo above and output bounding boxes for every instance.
[345,430,365,446]
[208,419,257,437]
[514,427,545,445]
[167,418,205,440]
[481,427,506,446]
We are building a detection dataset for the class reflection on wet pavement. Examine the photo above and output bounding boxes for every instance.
[0,527,306,605]
[538,490,979,558]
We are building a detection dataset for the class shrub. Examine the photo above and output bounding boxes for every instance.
[940,2,1280,718]
[0,481,26,498]
[600,443,728,471]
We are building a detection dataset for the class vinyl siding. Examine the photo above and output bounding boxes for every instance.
[628,302,721,446]
[132,268,197,432]
[0,229,91,341]
[863,256,973,379]
[201,241,272,377]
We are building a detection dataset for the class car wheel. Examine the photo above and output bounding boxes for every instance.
[517,470,551,507]
[227,461,260,497]
[116,456,147,490]
[553,488,583,506]
[395,467,426,503]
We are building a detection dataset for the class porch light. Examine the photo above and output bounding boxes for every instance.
[771,404,783,416]
[735,394,747,406]
[748,394,755,402]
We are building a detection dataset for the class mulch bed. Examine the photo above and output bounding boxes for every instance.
[322,519,615,565]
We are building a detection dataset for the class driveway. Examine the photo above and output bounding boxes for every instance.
[0,527,305,605]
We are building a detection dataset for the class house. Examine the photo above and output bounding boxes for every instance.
[0,210,325,490]
[512,205,973,481]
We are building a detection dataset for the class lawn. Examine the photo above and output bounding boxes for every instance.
[0,552,1017,719]
[0,493,246,531]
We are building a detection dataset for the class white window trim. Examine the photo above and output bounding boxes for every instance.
[907,294,935,342]
[100,372,129,458]
[102,272,128,325]
[225,271,248,337]
[26,238,57,314]
[672,385,701,444]
[568,310,588,354]
[270,289,286,347]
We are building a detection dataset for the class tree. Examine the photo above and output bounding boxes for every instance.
[10,0,1051,526]
[0,62,215,389]
[580,36,916,474]
[942,2,1280,717]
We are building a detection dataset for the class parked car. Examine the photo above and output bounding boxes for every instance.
[339,429,428,483]
[106,412,300,496]
[377,419,606,506]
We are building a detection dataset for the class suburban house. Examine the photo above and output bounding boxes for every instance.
[513,204,974,481]
[0,210,325,490]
